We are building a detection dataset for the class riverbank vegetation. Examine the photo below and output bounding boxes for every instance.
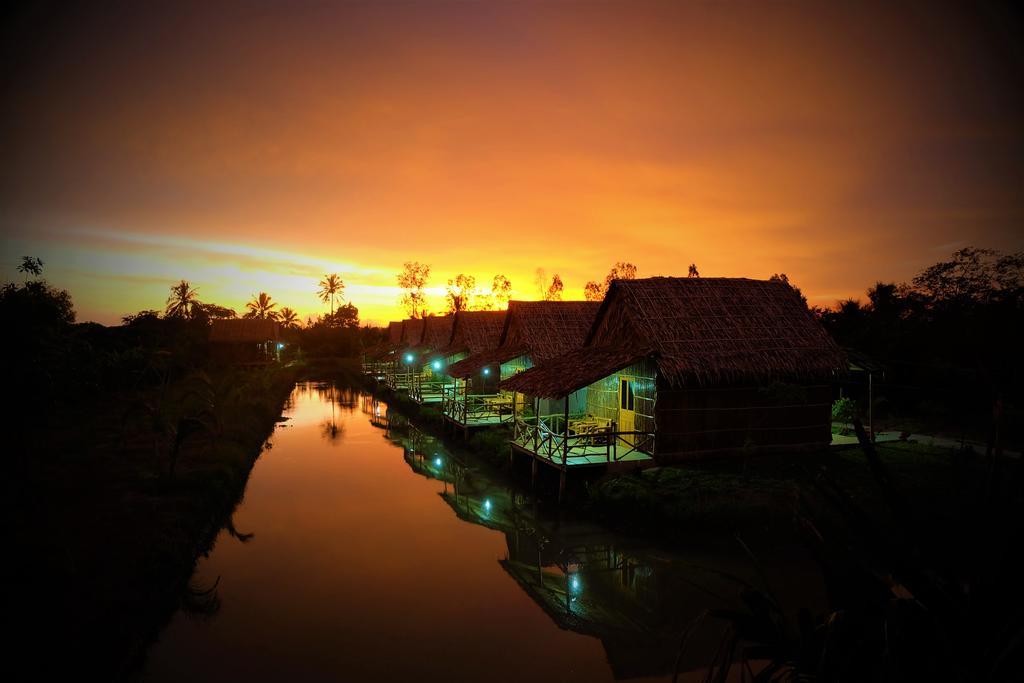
[1,264,373,678]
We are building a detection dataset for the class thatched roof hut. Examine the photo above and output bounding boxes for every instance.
[209,318,280,343]
[502,277,845,460]
[504,277,844,397]
[414,314,455,352]
[388,321,404,345]
[448,301,600,378]
[366,320,407,360]
[439,310,507,356]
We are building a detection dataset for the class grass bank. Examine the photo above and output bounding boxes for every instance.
[584,439,995,541]
[6,363,299,680]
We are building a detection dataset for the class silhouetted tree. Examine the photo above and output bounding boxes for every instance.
[278,307,300,329]
[17,256,44,278]
[491,274,512,308]
[165,280,201,319]
[320,302,359,329]
[770,272,808,307]
[244,292,278,320]
[688,263,700,277]
[544,274,564,301]
[446,273,476,313]
[584,262,637,300]
[397,261,431,318]
[197,302,236,320]
[317,273,344,315]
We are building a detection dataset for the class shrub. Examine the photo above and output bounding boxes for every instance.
[831,396,859,422]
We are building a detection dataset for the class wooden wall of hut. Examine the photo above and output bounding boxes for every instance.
[501,355,532,381]
[653,381,832,460]
[585,361,657,434]
[468,364,501,394]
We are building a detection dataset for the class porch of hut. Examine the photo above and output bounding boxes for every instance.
[501,277,846,499]
[386,318,424,392]
[408,314,456,405]
[444,300,602,439]
[502,351,659,499]
[362,320,403,379]
[437,310,508,436]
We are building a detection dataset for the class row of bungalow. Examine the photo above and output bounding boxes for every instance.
[364,277,845,496]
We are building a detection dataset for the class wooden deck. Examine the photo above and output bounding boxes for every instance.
[442,391,514,435]
[510,416,654,471]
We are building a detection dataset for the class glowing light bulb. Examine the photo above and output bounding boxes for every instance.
[483,498,492,512]
[432,360,442,370]
[571,576,581,591]
[405,354,414,363]
[482,367,490,375]
[434,457,442,467]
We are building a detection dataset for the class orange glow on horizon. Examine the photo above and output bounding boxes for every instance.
[1,1,1020,325]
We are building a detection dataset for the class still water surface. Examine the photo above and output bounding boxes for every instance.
[143,383,823,682]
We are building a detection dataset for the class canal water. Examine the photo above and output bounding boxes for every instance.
[142,382,825,682]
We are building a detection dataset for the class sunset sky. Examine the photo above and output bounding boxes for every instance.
[1,1,1021,325]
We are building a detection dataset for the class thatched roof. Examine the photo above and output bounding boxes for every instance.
[501,345,651,397]
[387,321,403,344]
[414,314,455,351]
[447,301,599,378]
[400,318,425,348]
[209,319,280,343]
[502,277,845,397]
[438,310,506,356]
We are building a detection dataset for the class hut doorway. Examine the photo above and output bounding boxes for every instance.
[618,376,637,446]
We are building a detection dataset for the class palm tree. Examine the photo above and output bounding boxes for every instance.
[244,292,278,320]
[318,273,345,315]
[166,280,200,319]
[278,307,299,329]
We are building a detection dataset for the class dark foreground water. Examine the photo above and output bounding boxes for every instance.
[142,382,824,682]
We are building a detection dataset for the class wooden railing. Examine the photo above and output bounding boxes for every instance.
[443,389,515,426]
[387,368,415,391]
[511,415,654,466]
[361,361,389,377]
[410,376,449,403]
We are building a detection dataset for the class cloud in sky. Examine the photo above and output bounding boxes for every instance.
[1,1,1021,324]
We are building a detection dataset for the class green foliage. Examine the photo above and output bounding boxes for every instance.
[831,396,859,422]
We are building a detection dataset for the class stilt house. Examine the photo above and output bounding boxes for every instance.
[445,301,601,430]
[409,314,456,404]
[501,277,845,484]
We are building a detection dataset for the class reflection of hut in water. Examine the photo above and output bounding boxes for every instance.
[434,461,724,679]
[361,395,390,429]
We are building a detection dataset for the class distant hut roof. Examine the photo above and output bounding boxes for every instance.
[448,301,600,378]
[414,314,455,352]
[402,318,426,347]
[209,318,280,343]
[503,277,844,397]
[388,321,404,344]
[440,310,506,356]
